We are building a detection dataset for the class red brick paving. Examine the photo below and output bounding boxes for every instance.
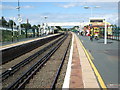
[70,37,84,88]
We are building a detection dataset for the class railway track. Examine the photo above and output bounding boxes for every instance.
[2,32,70,89]
[25,32,71,89]
[2,33,63,64]
[51,36,71,89]
[1,35,65,81]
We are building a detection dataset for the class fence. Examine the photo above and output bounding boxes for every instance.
[99,27,120,41]
[107,27,120,41]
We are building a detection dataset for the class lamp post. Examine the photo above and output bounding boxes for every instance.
[18,17,22,35]
[84,6,100,17]
[16,0,22,40]
[44,16,48,35]
[38,25,41,36]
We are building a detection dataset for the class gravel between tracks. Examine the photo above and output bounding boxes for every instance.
[55,42,71,88]
[25,33,71,88]
[2,35,65,88]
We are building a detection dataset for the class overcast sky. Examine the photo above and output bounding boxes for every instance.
[1,0,119,26]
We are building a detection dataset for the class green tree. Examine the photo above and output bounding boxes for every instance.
[21,23,31,38]
[37,24,41,37]
[1,16,8,27]
[73,26,79,29]
[8,20,16,28]
[55,26,62,30]
[32,25,38,37]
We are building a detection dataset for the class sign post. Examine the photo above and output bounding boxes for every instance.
[104,19,107,44]
[18,17,22,35]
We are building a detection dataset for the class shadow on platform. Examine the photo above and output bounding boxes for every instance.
[97,41,113,44]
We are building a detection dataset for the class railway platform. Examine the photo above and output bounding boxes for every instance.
[62,32,119,89]
[0,33,61,51]
[1,33,64,64]
[77,34,119,88]
[1,32,118,89]
[63,32,100,88]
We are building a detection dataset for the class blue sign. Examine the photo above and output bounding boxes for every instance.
[89,24,92,26]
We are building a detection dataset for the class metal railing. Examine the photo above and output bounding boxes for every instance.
[107,27,120,41]
[99,27,120,41]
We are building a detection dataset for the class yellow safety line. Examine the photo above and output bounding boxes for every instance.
[1,34,59,49]
[78,37,107,89]
[1,37,41,49]
[0,41,30,49]
[86,49,94,60]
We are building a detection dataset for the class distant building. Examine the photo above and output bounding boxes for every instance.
[89,18,111,27]
[83,18,112,35]
[89,18,112,35]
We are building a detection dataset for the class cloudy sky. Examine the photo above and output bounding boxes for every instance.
[1,0,119,26]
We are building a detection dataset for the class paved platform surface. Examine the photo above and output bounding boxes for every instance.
[70,35,84,88]
[77,34,119,88]
[63,32,99,88]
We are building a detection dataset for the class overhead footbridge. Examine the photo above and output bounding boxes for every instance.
[47,22,89,27]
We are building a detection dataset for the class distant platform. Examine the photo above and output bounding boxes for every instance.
[0,34,60,51]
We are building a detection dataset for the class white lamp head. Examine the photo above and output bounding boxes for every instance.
[94,6,100,8]
[84,6,89,9]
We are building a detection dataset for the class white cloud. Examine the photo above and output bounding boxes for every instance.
[104,13,118,25]
[2,0,120,2]
[20,12,118,26]
[57,3,82,8]
[56,2,118,11]
[4,12,118,26]
[0,5,2,10]
[1,5,16,10]
[83,0,119,2]
[0,4,34,10]
[22,5,34,9]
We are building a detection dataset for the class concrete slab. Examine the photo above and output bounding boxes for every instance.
[74,33,100,88]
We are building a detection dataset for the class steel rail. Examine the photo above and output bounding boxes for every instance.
[50,36,71,90]
[2,33,64,64]
[5,34,68,90]
[1,35,65,81]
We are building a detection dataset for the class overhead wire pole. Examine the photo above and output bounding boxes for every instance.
[84,6,100,18]
[17,0,22,36]
[44,16,48,35]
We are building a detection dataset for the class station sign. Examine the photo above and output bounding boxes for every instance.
[17,18,22,22]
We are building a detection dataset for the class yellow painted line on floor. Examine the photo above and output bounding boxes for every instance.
[0,40,32,49]
[86,49,94,60]
[1,34,59,49]
[1,37,46,49]
[79,38,107,89]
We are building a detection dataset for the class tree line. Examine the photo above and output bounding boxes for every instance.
[0,16,44,38]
